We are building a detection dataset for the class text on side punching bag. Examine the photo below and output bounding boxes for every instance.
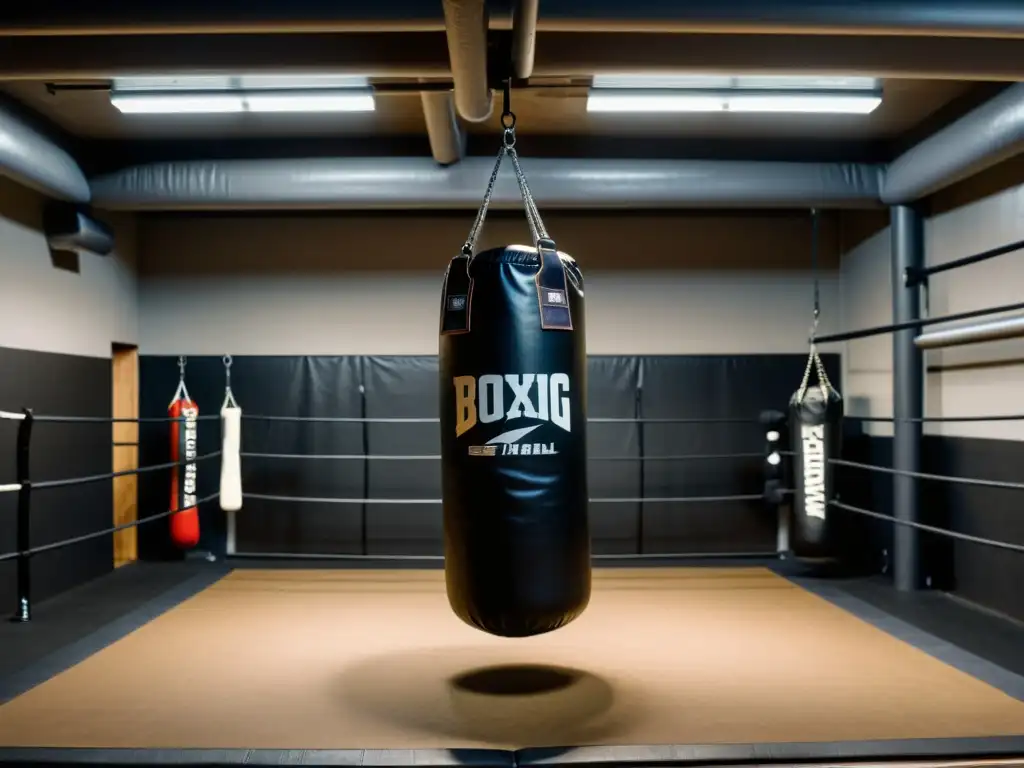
[800,423,826,520]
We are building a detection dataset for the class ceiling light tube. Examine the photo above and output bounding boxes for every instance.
[245,90,375,113]
[111,93,245,114]
[586,88,881,115]
[110,88,375,115]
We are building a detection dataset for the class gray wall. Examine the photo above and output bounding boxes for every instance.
[137,211,842,357]
[0,177,138,358]
[840,186,1024,441]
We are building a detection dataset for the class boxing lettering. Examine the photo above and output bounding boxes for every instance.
[454,373,571,437]
[801,423,826,520]
[182,406,198,507]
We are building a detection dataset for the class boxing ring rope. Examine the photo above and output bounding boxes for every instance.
[832,458,1024,492]
[831,500,1024,555]
[241,451,764,462]
[0,406,223,622]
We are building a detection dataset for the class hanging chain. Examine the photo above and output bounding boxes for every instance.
[177,355,186,381]
[811,207,821,334]
[223,354,233,389]
[461,82,548,258]
[796,208,838,404]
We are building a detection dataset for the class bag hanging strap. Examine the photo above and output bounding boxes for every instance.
[455,97,573,333]
[440,252,473,335]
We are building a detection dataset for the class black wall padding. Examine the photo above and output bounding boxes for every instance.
[138,353,840,560]
[138,356,364,558]
[587,356,641,554]
[928,435,1023,623]
[363,356,441,556]
[0,347,112,607]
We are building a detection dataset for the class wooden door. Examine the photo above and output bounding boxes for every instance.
[112,344,139,567]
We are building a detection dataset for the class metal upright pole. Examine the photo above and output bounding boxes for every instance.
[891,205,924,592]
[12,408,34,622]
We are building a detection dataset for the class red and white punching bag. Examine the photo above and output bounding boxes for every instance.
[169,366,200,549]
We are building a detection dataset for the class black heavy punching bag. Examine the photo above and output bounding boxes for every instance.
[789,348,843,561]
[438,131,591,638]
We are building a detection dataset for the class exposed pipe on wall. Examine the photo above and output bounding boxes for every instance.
[421,91,467,166]
[512,0,540,79]
[0,103,90,203]
[915,314,1024,350]
[87,157,884,210]
[883,83,1024,203]
[442,0,493,123]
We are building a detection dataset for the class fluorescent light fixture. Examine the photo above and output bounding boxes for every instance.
[587,74,882,115]
[727,94,880,114]
[244,91,375,113]
[111,93,245,114]
[109,75,375,115]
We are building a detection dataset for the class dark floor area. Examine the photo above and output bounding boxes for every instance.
[0,561,223,683]
[1,558,1023,699]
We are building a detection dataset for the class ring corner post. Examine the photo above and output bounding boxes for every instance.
[890,204,924,592]
[12,407,34,622]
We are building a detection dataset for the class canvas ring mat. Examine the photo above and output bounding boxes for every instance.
[0,567,1021,751]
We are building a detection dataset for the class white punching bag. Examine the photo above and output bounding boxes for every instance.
[219,357,243,512]
[220,405,243,511]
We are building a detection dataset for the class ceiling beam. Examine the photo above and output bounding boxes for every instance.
[0,33,451,79]
[4,1,1024,38]
[532,32,1024,80]
[6,32,1024,81]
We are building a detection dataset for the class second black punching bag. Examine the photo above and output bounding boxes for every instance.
[789,350,843,561]
[438,135,590,638]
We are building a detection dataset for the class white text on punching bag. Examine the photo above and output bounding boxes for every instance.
[801,423,827,520]
[183,407,198,507]
[454,374,571,437]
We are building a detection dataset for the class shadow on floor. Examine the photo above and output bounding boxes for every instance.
[335,647,651,750]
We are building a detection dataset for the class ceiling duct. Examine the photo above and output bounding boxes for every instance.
[0,102,90,202]
[421,91,467,165]
[442,0,493,123]
[87,157,883,211]
[883,83,1024,202]
[512,0,540,79]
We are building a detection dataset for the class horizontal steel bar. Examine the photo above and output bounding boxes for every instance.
[915,313,1024,350]
[813,299,1024,344]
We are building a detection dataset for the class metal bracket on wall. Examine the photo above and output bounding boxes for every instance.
[904,266,927,288]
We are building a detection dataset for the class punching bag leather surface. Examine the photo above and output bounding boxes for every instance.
[169,398,201,549]
[789,386,843,561]
[439,244,591,637]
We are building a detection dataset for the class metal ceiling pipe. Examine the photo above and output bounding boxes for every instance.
[512,0,540,79]
[528,0,1024,37]
[883,83,1024,203]
[421,91,467,165]
[915,314,1024,350]
[87,157,884,211]
[0,103,90,202]
[442,0,493,123]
